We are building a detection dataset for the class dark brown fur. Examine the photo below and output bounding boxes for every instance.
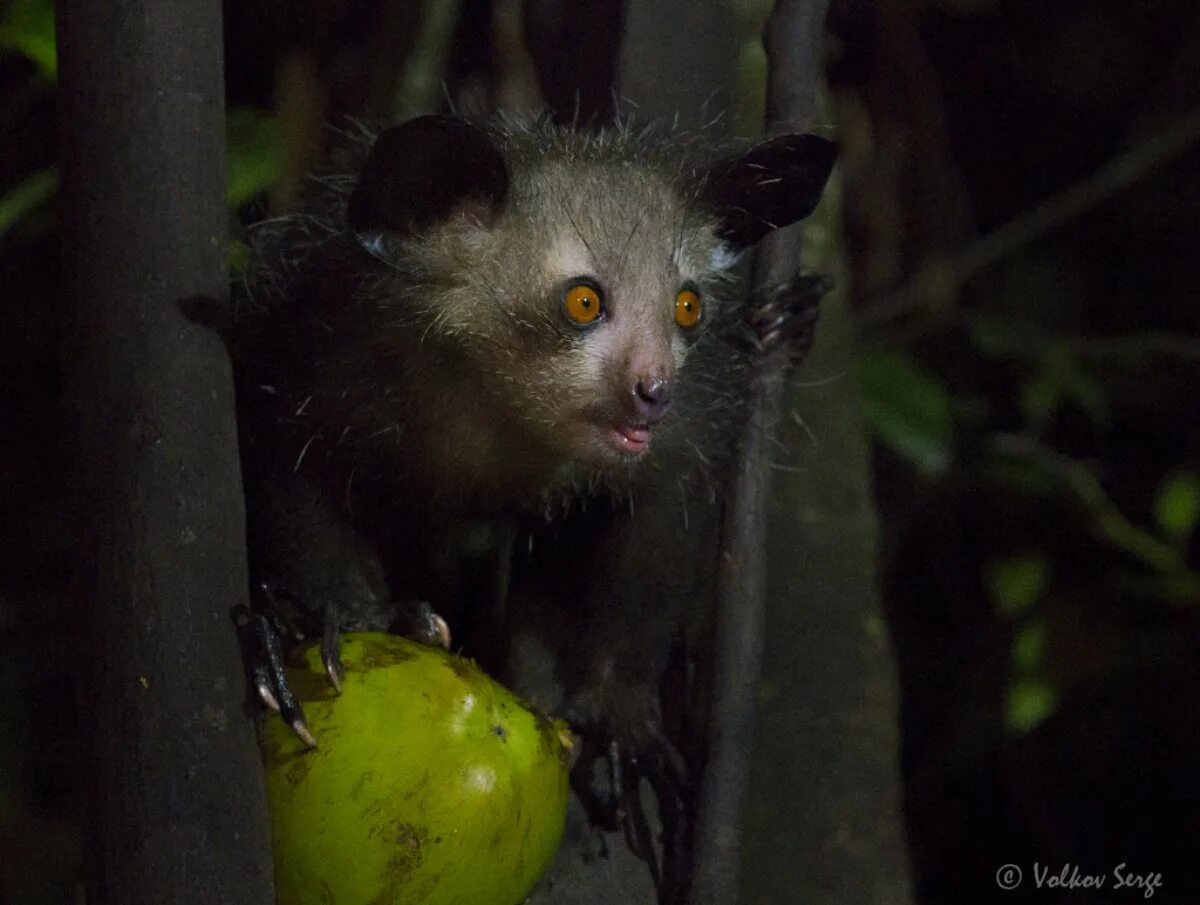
[232,115,835,841]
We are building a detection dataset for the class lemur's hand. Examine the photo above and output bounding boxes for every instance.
[239,584,449,748]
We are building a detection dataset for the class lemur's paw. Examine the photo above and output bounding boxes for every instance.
[238,585,451,748]
[742,272,831,364]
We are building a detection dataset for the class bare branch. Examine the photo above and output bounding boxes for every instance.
[989,434,1200,589]
[859,107,1200,330]
[689,3,831,903]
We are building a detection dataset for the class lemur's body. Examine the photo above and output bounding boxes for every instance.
[234,113,834,892]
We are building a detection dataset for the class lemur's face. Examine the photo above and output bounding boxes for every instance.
[413,159,736,469]
[347,115,836,473]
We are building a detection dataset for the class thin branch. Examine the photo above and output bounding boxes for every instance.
[858,107,1200,330]
[689,2,830,903]
[989,433,1200,589]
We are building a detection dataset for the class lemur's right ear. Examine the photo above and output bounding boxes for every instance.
[348,115,509,248]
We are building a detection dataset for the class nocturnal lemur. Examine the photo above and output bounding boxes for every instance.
[233,111,835,892]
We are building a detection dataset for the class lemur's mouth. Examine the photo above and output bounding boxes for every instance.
[609,423,651,456]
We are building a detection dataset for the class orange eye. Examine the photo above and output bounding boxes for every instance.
[675,288,701,328]
[564,283,603,325]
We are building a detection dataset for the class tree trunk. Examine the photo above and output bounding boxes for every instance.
[736,5,913,902]
[689,3,835,902]
[56,1,275,902]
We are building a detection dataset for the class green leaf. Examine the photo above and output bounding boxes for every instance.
[1155,470,1200,544]
[857,352,955,475]
[985,555,1048,618]
[227,108,281,207]
[1006,678,1058,736]
[0,109,279,241]
[1020,349,1109,428]
[0,0,57,80]
[0,168,57,239]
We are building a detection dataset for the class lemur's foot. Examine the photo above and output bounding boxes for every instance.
[565,681,690,903]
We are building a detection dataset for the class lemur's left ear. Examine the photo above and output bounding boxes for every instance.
[703,134,837,249]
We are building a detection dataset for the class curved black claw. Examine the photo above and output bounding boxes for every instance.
[235,596,318,749]
[321,601,344,693]
[392,600,452,649]
[741,272,832,364]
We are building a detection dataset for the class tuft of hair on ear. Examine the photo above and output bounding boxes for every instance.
[703,133,837,249]
[346,115,510,241]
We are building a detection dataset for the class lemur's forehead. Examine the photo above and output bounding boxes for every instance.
[540,228,715,290]
[524,160,724,286]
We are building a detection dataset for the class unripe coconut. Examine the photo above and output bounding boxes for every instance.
[262,633,571,905]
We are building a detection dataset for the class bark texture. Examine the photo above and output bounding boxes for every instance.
[56,1,274,902]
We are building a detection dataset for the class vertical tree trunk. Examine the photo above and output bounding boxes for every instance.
[688,3,834,902]
[56,2,275,902]
[735,3,914,903]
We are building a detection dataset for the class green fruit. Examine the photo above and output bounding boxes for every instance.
[262,633,570,905]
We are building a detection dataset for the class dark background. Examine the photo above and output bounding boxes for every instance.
[2,0,1198,902]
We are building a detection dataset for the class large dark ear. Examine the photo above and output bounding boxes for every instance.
[347,115,508,238]
[703,133,837,249]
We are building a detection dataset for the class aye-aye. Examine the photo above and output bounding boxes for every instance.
[233,112,835,815]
